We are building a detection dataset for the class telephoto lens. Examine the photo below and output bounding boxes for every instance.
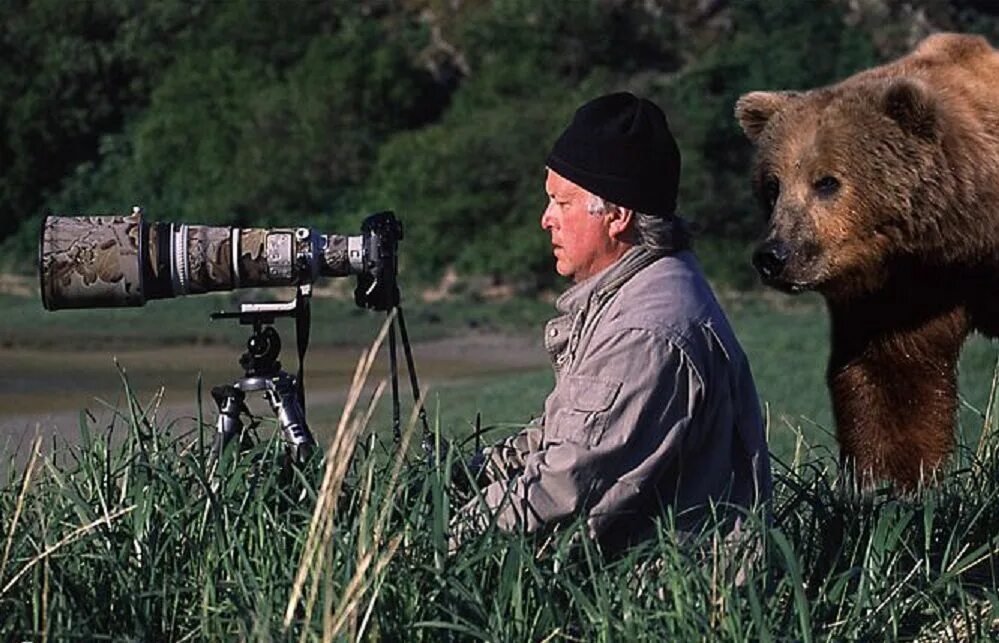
[39,208,398,310]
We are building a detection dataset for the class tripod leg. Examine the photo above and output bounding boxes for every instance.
[211,385,246,459]
[266,374,316,464]
[395,307,431,453]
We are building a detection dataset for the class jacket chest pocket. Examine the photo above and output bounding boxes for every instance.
[548,375,622,447]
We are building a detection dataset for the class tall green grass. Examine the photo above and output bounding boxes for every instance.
[3,332,999,640]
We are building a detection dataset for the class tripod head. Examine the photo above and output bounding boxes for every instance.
[240,326,282,378]
[211,285,311,377]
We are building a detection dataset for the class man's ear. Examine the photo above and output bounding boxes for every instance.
[606,206,634,241]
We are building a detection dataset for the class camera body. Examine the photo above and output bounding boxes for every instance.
[39,208,402,311]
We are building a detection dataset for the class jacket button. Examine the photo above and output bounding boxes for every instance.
[549,327,558,337]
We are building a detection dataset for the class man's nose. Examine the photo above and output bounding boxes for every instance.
[541,204,555,230]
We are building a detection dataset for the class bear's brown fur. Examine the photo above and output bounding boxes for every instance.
[735,33,999,489]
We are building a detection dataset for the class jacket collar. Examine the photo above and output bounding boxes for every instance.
[555,246,662,315]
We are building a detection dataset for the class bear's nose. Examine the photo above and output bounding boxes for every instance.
[752,240,790,280]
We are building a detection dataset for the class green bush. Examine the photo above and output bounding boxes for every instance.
[366,88,578,285]
[46,16,441,231]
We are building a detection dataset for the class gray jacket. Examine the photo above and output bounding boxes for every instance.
[456,248,772,548]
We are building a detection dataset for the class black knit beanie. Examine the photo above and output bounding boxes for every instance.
[546,92,681,218]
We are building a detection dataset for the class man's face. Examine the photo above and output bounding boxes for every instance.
[541,169,622,283]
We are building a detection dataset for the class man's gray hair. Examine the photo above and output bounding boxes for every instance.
[587,194,689,253]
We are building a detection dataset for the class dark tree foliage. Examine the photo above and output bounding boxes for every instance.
[1,0,997,286]
[0,0,180,239]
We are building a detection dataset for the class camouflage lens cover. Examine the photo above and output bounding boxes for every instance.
[40,214,147,310]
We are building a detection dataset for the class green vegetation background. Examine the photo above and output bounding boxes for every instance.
[2,0,998,289]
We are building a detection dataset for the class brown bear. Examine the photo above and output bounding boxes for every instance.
[735,33,999,489]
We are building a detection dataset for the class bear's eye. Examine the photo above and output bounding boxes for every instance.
[814,176,841,197]
[762,177,780,211]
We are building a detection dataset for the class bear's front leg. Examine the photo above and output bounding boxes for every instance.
[827,304,969,490]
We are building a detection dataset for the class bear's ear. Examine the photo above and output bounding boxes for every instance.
[883,79,937,139]
[735,91,800,142]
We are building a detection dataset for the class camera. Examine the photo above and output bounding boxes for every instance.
[39,208,402,311]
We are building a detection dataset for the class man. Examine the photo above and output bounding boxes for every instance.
[454,92,771,552]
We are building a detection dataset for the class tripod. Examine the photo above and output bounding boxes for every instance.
[210,287,316,464]
[208,279,432,471]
